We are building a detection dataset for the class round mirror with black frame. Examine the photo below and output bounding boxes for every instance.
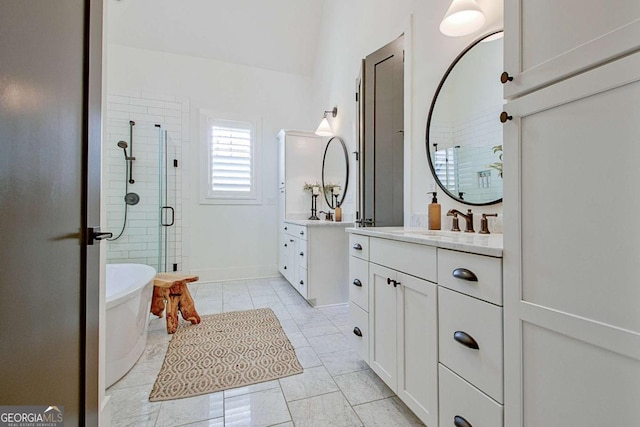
[426,30,504,206]
[321,136,349,209]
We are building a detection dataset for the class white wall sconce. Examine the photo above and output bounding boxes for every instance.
[439,0,486,37]
[315,107,337,136]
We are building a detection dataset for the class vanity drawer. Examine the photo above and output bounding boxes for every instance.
[349,256,369,311]
[439,364,503,427]
[349,302,369,364]
[370,238,436,283]
[285,223,308,240]
[438,249,503,306]
[297,239,308,268]
[349,234,369,260]
[439,287,503,403]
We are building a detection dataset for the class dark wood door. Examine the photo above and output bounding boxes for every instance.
[0,0,102,424]
[362,35,404,227]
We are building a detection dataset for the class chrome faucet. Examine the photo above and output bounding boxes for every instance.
[447,209,474,232]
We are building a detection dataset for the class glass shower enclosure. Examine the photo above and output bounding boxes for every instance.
[106,123,180,273]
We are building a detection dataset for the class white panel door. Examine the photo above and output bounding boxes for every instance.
[397,272,438,426]
[503,51,640,427]
[369,263,399,391]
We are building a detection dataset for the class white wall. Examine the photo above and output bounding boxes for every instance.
[105,0,506,282]
[107,44,315,281]
[311,0,505,231]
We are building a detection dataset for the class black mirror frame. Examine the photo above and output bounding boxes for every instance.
[321,136,349,209]
[425,29,503,206]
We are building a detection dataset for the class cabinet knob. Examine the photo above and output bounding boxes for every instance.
[452,268,478,282]
[353,327,363,337]
[454,415,473,427]
[353,243,363,250]
[299,280,304,285]
[454,331,480,350]
[284,226,288,230]
[284,266,287,270]
[500,71,513,84]
[353,279,363,287]
[300,231,304,235]
[500,111,513,123]
[299,252,304,256]
[284,243,287,247]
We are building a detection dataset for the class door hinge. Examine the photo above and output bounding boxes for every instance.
[173,159,178,167]
[353,151,359,161]
[355,92,359,102]
[403,49,405,63]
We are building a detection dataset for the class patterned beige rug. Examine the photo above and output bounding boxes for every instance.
[149,308,303,401]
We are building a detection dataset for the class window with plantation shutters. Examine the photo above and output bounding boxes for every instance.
[206,118,257,200]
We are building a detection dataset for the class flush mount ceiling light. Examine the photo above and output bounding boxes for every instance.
[315,107,338,137]
[440,0,486,37]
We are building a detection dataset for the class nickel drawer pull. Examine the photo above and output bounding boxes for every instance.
[353,327,362,337]
[454,415,473,427]
[353,243,363,250]
[452,268,478,282]
[353,279,362,287]
[454,331,479,350]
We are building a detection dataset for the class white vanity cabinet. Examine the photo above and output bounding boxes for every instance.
[503,3,640,426]
[368,238,438,427]
[348,234,370,364]
[277,130,351,307]
[437,249,504,427]
[347,228,503,427]
[281,220,349,307]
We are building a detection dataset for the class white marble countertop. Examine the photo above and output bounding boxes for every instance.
[286,219,354,227]
[346,226,503,257]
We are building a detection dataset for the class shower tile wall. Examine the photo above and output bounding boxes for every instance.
[105,91,190,272]
[430,107,502,202]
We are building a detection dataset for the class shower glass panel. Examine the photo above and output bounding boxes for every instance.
[158,127,178,273]
[106,123,178,273]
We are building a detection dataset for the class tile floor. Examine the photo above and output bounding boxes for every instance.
[107,277,425,427]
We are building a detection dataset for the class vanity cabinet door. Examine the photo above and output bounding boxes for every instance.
[397,272,438,426]
[503,51,640,427]
[503,0,640,98]
[369,263,400,391]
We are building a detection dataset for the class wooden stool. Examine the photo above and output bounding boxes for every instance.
[150,273,200,334]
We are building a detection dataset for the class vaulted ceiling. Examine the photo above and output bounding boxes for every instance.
[107,0,326,76]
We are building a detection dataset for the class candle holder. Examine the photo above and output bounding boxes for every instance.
[309,194,320,220]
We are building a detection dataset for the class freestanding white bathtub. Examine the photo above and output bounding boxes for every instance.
[105,263,156,388]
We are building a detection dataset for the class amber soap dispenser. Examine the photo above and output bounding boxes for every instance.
[428,192,441,230]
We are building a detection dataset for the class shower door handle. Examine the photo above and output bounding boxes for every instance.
[161,206,175,227]
[86,226,113,245]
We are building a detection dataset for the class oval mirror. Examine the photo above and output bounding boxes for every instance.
[426,30,504,205]
[321,136,349,209]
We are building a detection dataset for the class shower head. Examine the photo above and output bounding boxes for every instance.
[117,141,128,149]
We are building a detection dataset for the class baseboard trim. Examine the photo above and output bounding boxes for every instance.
[190,264,280,283]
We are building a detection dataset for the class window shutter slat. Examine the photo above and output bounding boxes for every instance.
[208,121,254,194]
